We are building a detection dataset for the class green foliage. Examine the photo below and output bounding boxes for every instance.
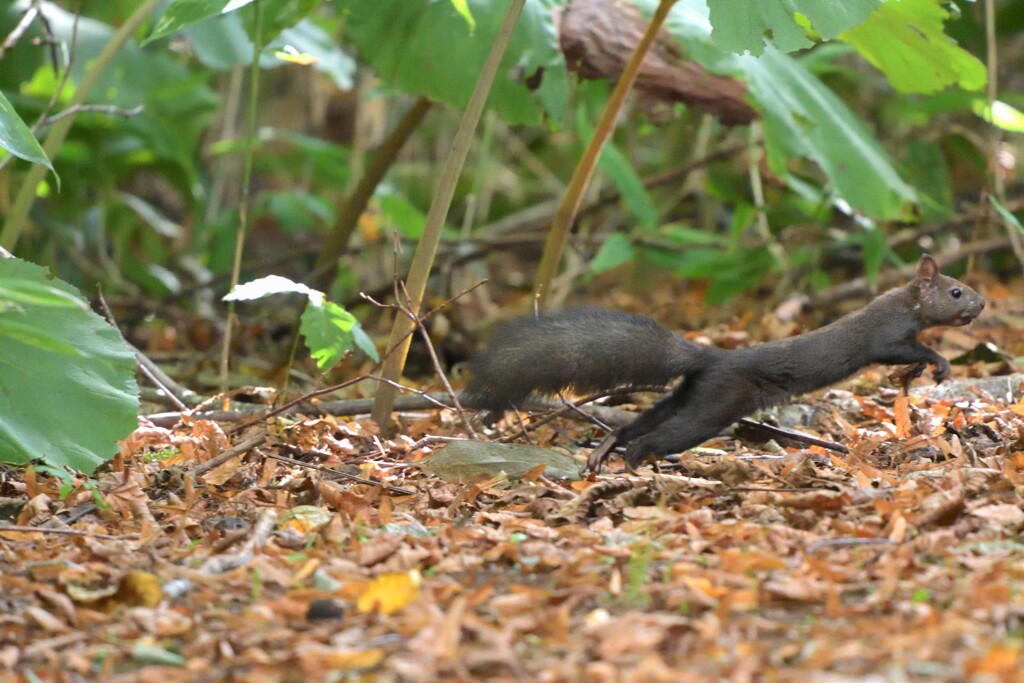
[0,90,52,173]
[223,275,378,371]
[333,0,568,126]
[741,46,917,221]
[0,259,139,474]
[707,0,880,55]
[841,0,986,94]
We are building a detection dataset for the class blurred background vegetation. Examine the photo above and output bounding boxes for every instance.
[1,0,1021,389]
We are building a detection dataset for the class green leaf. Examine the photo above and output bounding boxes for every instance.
[901,141,953,223]
[660,225,731,247]
[225,276,377,370]
[707,0,880,56]
[131,644,187,668]
[974,99,1024,133]
[335,0,568,126]
[419,440,582,482]
[741,46,916,220]
[0,317,82,356]
[448,0,476,31]
[378,191,427,239]
[300,300,378,370]
[577,111,658,230]
[841,0,986,94]
[0,278,87,309]
[590,233,637,274]
[990,197,1024,237]
[0,90,54,173]
[0,259,139,474]
[147,0,256,44]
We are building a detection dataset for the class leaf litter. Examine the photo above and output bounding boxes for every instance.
[2,296,1024,682]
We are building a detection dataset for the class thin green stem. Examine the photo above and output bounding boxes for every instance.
[219,0,264,392]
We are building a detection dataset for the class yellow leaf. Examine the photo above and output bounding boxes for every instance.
[357,571,421,615]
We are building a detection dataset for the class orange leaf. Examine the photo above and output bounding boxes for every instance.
[894,394,910,438]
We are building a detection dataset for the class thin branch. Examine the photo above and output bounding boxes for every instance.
[0,524,138,541]
[188,434,267,477]
[265,452,415,496]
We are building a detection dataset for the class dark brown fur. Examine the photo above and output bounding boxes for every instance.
[464,256,985,472]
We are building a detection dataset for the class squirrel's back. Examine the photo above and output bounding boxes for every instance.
[463,308,712,413]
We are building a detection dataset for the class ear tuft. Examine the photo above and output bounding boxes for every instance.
[917,254,938,280]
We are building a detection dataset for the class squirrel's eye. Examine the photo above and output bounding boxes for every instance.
[951,288,962,299]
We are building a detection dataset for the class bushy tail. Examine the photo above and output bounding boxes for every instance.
[462,308,712,413]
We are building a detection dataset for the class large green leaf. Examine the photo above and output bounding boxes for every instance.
[0,89,53,173]
[841,0,986,95]
[740,46,917,220]
[334,0,567,126]
[707,0,879,55]
[0,259,138,474]
[147,0,256,43]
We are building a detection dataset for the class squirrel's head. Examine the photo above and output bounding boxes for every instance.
[914,254,985,326]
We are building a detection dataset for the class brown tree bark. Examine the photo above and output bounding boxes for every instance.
[559,0,755,126]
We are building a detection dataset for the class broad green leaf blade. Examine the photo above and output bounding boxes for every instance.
[0,90,53,173]
[0,317,82,356]
[224,275,322,303]
[335,0,568,126]
[300,300,378,371]
[147,0,255,44]
[841,0,986,95]
[577,112,658,230]
[708,0,880,56]
[741,47,916,220]
[590,233,637,274]
[975,100,1024,133]
[0,259,139,474]
[419,440,582,482]
[0,278,87,309]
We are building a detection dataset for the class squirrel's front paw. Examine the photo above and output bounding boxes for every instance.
[932,359,951,383]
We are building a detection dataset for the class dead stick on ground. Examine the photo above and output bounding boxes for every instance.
[189,434,267,476]
[0,524,138,541]
[265,453,415,496]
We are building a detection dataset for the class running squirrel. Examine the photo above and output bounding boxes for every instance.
[463,255,985,472]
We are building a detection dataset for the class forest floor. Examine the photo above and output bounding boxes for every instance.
[2,274,1024,682]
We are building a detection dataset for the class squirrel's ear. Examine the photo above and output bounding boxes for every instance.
[917,254,938,281]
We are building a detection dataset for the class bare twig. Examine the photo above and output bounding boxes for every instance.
[265,452,414,496]
[96,288,195,412]
[0,1,40,59]
[189,434,267,477]
[41,103,143,125]
[0,524,138,541]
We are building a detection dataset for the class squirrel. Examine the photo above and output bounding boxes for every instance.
[463,255,985,473]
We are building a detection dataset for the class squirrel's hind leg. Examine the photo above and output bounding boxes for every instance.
[585,385,693,473]
[585,433,621,473]
[621,414,731,470]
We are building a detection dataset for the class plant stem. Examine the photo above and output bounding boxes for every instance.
[313,96,433,289]
[219,0,263,392]
[370,0,527,431]
[532,0,678,308]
